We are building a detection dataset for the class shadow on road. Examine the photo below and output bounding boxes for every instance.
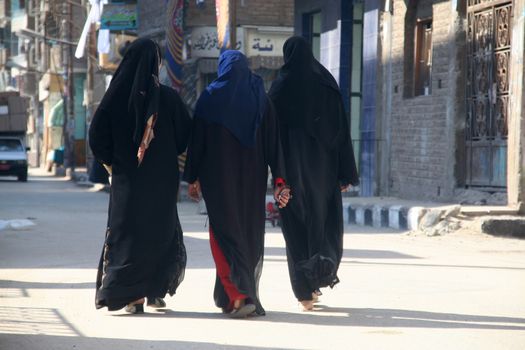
[265,246,421,259]
[0,306,84,336]
[290,306,525,330]
[116,306,525,331]
[0,280,94,292]
[345,260,525,271]
[0,333,292,350]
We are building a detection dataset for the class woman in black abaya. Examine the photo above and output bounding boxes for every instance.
[269,36,359,311]
[89,38,191,314]
[184,50,290,318]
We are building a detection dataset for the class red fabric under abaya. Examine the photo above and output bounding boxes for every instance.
[209,227,246,304]
[208,178,285,309]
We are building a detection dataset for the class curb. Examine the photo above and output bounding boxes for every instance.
[348,203,413,230]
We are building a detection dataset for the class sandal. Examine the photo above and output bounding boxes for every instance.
[312,293,319,303]
[125,298,145,314]
[228,299,256,319]
[147,297,166,308]
[312,289,322,303]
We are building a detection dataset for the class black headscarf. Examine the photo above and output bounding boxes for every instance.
[195,50,267,147]
[98,38,161,145]
[269,36,345,149]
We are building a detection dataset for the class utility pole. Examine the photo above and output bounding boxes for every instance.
[33,0,41,167]
[62,0,75,175]
[67,0,75,173]
[85,15,96,175]
[230,0,237,49]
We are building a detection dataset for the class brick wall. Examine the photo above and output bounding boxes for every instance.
[186,0,294,27]
[138,0,167,38]
[138,1,293,38]
[387,0,456,199]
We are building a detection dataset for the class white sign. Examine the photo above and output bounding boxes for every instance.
[0,105,8,115]
[246,27,292,57]
[190,27,244,58]
[11,14,28,32]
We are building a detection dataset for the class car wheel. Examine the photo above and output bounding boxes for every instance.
[18,172,28,182]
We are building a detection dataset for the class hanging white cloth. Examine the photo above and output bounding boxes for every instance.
[75,0,109,58]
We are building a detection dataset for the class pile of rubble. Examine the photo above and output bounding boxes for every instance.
[409,205,464,237]
[409,205,525,238]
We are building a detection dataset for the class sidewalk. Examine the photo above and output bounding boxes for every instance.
[64,167,525,236]
[342,196,524,237]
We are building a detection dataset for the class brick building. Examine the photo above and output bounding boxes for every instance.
[366,0,524,209]
[0,0,88,168]
[137,0,294,108]
[377,0,461,200]
[293,0,365,197]
[294,0,524,208]
[137,0,167,42]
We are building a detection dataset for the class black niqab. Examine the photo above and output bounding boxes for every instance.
[269,36,343,150]
[98,38,161,146]
[89,38,192,311]
[268,36,359,302]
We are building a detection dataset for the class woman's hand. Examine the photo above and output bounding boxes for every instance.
[188,181,201,202]
[274,186,291,208]
[341,184,351,192]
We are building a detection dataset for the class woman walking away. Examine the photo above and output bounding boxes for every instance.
[184,50,290,318]
[269,36,359,311]
[89,38,191,314]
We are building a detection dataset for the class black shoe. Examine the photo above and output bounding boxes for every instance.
[124,303,144,314]
[147,297,166,308]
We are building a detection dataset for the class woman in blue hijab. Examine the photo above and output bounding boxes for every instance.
[184,50,290,318]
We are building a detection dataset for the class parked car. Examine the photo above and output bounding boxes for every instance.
[0,136,28,182]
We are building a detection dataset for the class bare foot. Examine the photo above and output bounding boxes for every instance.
[300,300,314,311]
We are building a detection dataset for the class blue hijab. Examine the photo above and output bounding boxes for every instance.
[195,50,267,147]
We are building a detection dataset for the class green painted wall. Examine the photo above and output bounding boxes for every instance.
[73,74,86,140]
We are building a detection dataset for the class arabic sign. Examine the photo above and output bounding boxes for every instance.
[100,3,138,30]
[191,27,244,58]
[246,28,292,57]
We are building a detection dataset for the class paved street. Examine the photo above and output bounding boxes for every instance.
[1,171,525,350]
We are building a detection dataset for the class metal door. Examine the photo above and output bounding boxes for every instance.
[466,0,512,189]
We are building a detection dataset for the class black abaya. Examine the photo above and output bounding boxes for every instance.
[269,36,359,301]
[183,98,285,315]
[90,44,191,310]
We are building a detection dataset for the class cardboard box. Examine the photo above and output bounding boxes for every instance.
[0,92,29,132]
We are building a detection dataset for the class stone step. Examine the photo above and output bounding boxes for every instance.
[480,217,525,238]
[460,205,520,216]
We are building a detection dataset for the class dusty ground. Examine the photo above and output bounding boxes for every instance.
[0,170,524,350]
